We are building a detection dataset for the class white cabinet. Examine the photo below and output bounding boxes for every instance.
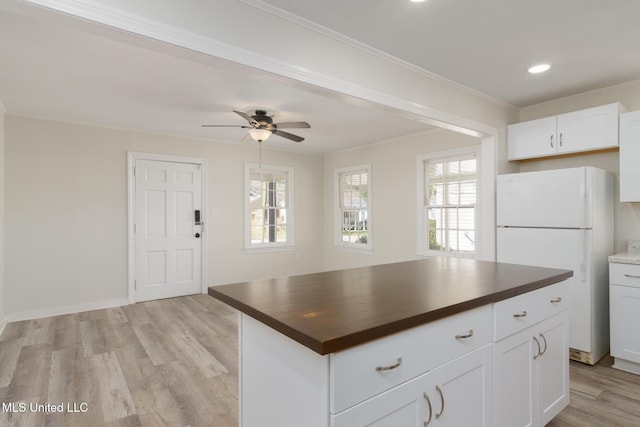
[238,282,569,427]
[619,110,640,202]
[507,103,624,161]
[494,282,570,427]
[610,262,640,374]
[332,345,493,427]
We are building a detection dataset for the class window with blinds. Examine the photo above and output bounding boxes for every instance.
[424,153,477,255]
[245,164,294,249]
[336,165,371,251]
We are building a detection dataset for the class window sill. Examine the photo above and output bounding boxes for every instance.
[334,244,373,254]
[244,245,296,254]
[417,250,475,259]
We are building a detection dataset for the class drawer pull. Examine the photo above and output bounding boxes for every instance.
[423,392,433,426]
[550,297,562,303]
[533,336,542,360]
[435,385,445,420]
[513,310,528,318]
[375,357,402,372]
[539,333,548,356]
[624,274,640,279]
[455,329,474,340]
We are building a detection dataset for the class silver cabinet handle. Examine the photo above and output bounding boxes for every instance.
[435,385,445,420]
[550,134,554,148]
[550,297,562,303]
[625,274,640,279]
[539,333,547,356]
[513,310,528,318]
[533,335,541,360]
[455,329,473,340]
[376,357,402,372]
[559,132,563,147]
[423,392,433,426]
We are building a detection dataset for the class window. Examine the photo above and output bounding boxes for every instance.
[245,164,294,250]
[335,165,371,251]
[418,148,478,257]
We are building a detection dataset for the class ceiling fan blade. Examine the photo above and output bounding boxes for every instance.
[201,124,251,128]
[233,110,259,126]
[273,121,311,129]
[272,129,304,142]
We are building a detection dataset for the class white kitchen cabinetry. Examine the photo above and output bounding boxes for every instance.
[494,282,570,427]
[238,281,569,427]
[619,110,640,202]
[507,103,624,161]
[610,262,640,374]
[333,345,493,427]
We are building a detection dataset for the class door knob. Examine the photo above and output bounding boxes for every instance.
[195,233,201,238]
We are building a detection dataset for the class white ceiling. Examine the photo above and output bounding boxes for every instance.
[1,0,639,154]
[261,0,640,107]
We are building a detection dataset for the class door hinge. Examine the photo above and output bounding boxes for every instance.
[134,280,137,290]
[133,223,136,234]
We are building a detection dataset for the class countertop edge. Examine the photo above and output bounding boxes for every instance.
[609,253,640,265]
[208,269,572,355]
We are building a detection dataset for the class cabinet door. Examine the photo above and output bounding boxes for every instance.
[331,371,432,427]
[494,327,536,427]
[507,116,557,160]
[620,110,640,202]
[431,345,493,427]
[557,103,619,154]
[536,312,570,425]
[610,284,640,363]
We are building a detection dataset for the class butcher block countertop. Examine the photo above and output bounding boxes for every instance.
[208,258,572,355]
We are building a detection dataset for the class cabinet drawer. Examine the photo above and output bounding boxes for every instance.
[610,263,640,288]
[494,281,569,341]
[329,305,492,414]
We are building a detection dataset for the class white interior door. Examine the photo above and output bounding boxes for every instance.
[134,159,203,302]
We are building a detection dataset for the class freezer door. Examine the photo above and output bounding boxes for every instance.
[497,227,592,353]
[497,168,590,228]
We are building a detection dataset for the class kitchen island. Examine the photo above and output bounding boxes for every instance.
[209,257,573,427]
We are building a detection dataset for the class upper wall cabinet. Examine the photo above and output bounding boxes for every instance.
[507,103,626,161]
[620,110,640,202]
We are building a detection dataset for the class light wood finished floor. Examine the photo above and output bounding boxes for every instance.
[2,295,640,426]
[0,295,238,427]
[548,355,640,427]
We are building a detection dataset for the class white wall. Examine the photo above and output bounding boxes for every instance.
[515,82,640,253]
[322,129,480,271]
[4,116,324,318]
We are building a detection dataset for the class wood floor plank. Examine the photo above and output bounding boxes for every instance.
[87,351,137,423]
[0,338,24,388]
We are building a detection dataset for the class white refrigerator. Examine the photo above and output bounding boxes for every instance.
[497,166,614,365]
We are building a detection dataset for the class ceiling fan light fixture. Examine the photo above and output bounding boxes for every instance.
[249,128,271,142]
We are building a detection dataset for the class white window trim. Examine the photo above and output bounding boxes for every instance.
[417,146,481,259]
[334,164,372,253]
[244,163,295,252]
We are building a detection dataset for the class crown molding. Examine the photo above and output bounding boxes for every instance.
[521,78,640,113]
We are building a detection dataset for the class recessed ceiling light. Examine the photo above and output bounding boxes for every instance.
[410,0,427,2]
[528,64,551,74]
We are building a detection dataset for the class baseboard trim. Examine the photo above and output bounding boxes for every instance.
[4,298,130,323]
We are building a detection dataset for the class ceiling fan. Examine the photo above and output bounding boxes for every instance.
[202,109,310,143]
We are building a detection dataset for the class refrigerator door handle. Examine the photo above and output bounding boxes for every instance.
[580,229,586,282]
